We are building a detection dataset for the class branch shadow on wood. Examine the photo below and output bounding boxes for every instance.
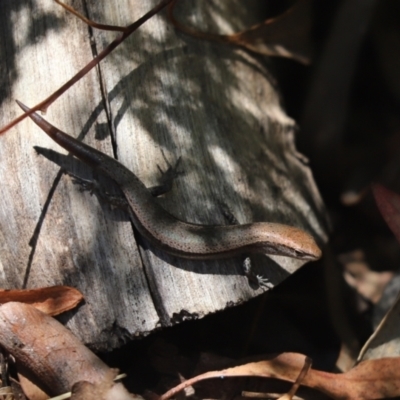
[0,0,65,108]
[23,31,324,317]
[100,40,325,240]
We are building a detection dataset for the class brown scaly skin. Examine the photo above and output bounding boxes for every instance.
[17,101,322,263]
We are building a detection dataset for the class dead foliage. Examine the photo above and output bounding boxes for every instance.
[1,1,400,400]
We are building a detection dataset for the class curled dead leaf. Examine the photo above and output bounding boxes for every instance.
[168,0,312,64]
[0,285,83,316]
[160,352,400,400]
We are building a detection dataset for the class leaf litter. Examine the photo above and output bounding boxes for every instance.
[1,1,400,400]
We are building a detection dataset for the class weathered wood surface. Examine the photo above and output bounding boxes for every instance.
[0,0,328,350]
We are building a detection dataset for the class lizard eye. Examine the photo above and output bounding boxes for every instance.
[294,249,308,259]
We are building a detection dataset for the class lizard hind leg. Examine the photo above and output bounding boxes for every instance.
[148,155,183,197]
[65,170,129,211]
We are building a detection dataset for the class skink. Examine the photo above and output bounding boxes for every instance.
[17,101,322,262]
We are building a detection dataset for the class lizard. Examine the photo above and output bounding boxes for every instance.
[17,101,322,266]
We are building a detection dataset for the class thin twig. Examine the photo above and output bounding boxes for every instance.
[55,0,127,32]
[0,0,174,135]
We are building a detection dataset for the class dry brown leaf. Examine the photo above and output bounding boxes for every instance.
[70,370,135,400]
[168,0,312,64]
[0,285,83,316]
[227,0,312,64]
[17,363,50,400]
[160,352,400,400]
[275,356,311,400]
[0,303,118,397]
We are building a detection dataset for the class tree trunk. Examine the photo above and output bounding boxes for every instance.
[0,0,328,351]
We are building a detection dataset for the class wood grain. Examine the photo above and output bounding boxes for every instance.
[0,0,328,350]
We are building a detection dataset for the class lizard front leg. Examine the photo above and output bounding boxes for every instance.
[65,156,182,208]
[217,201,270,289]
